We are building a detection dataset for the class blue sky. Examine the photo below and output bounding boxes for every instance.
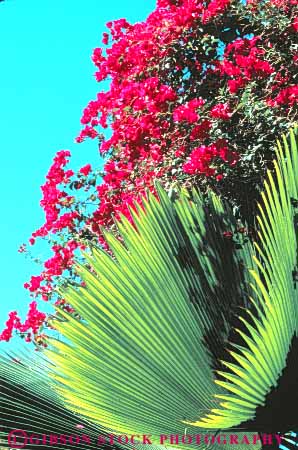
[0,0,155,347]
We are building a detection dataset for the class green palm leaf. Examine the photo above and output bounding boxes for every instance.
[45,181,260,449]
[48,191,221,437]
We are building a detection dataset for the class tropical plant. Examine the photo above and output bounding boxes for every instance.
[38,127,298,450]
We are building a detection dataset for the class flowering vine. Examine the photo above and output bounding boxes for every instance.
[1,0,297,345]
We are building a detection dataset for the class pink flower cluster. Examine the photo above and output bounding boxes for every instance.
[183,140,238,177]
[24,240,81,298]
[0,302,46,344]
[31,150,75,239]
[220,37,274,94]
[267,85,298,107]
[210,103,232,120]
[173,99,205,123]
